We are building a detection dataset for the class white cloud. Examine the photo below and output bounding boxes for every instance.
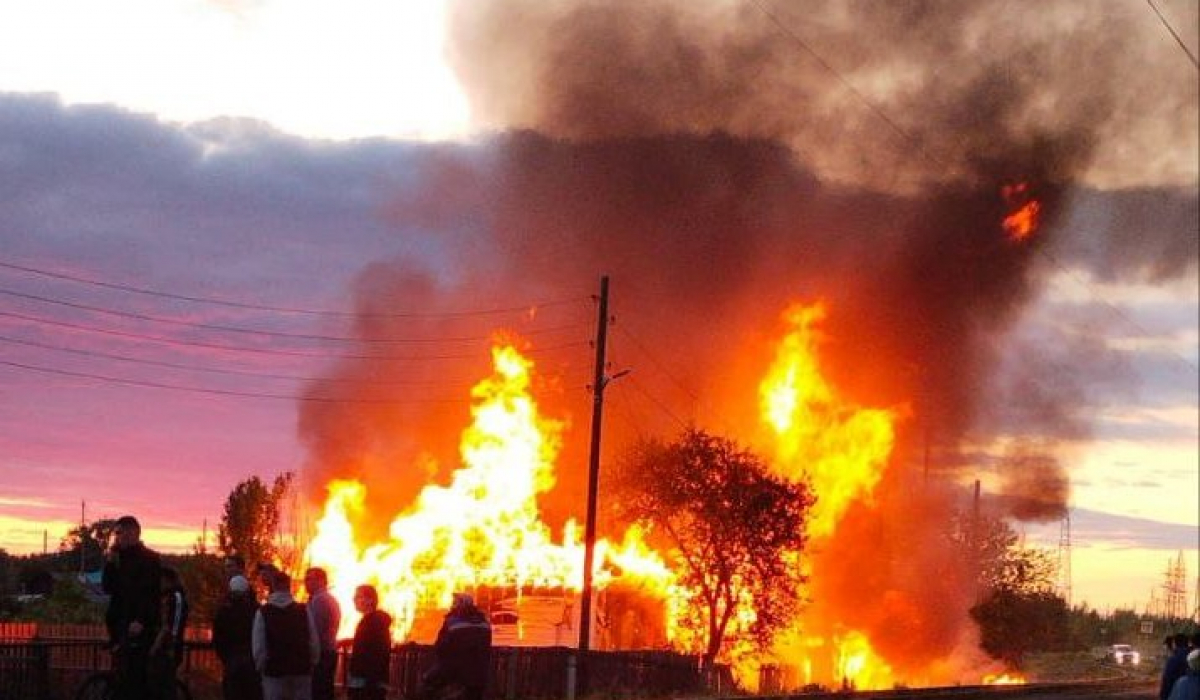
[0,0,470,140]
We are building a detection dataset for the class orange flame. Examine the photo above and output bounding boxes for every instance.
[983,672,1027,685]
[758,302,895,538]
[305,340,675,642]
[835,630,895,690]
[1001,183,1040,241]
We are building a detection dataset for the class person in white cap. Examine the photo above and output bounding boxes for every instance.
[213,574,262,700]
[1167,649,1200,700]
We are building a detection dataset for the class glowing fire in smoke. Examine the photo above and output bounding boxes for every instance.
[1001,182,1040,241]
[759,301,896,539]
[305,340,676,641]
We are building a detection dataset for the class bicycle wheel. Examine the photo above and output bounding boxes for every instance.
[74,672,115,700]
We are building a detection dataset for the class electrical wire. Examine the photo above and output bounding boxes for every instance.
[0,357,593,405]
[0,310,590,362]
[0,334,580,388]
[1145,0,1200,69]
[0,288,587,344]
[0,258,585,319]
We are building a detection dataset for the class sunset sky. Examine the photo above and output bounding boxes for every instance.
[0,0,1196,618]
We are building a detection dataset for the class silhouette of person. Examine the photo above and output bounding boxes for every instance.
[214,574,263,700]
[347,585,392,700]
[419,593,492,700]
[101,515,162,700]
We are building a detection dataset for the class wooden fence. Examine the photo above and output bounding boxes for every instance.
[0,624,713,700]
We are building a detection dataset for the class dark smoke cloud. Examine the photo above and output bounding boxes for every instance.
[446,0,1197,189]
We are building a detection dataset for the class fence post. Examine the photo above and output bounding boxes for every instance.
[505,650,517,700]
[35,643,51,700]
[565,653,576,700]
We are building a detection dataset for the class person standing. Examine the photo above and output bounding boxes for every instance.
[101,515,163,700]
[1169,650,1200,700]
[224,555,247,583]
[419,593,492,700]
[149,566,189,700]
[347,585,392,700]
[1164,634,1193,700]
[214,575,262,700]
[253,571,319,700]
[304,567,341,700]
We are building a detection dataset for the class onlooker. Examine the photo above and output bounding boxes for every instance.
[225,555,247,582]
[419,593,492,700]
[214,575,262,700]
[1168,649,1200,700]
[253,571,319,700]
[304,567,341,700]
[1163,633,1192,700]
[347,585,392,700]
[150,566,189,700]
[101,515,163,700]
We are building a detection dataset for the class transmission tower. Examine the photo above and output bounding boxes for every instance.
[1055,509,1073,606]
[1164,551,1187,620]
[1193,574,1200,623]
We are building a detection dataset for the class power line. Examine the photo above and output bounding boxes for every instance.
[1038,249,1199,376]
[614,325,700,403]
[1145,0,1200,69]
[0,310,590,362]
[625,375,690,431]
[747,0,921,154]
[0,258,585,319]
[0,287,586,344]
[0,357,592,405]
[0,334,572,388]
[0,358,461,404]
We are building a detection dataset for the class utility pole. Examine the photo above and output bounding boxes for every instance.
[80,500,86,574]
[569,276,630,697]
[1056,508,1073,607]
[574,275,611,697]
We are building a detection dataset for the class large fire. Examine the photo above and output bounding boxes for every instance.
[305,340,676,642]
[757,302,899,690]
[758,301,896,539]
[297,303,1008,692]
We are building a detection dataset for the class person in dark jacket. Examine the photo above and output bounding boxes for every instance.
[214,575,262,700]
[252,570,319,700]
[419,593,492,700]
[1163,633,1193,700]
[101,515,163,700]
[347,585,392,700]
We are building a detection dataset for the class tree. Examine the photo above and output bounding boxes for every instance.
[217,473,294,575]
[951,511,1067,664]
[59,518,120,572]
[611,428,815,666]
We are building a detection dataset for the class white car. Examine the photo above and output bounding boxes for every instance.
[1107,644,1140,665]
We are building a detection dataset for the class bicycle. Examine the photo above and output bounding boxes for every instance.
[73,644,193,700]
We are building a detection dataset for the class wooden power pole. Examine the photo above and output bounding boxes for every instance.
[578,275,610,655]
